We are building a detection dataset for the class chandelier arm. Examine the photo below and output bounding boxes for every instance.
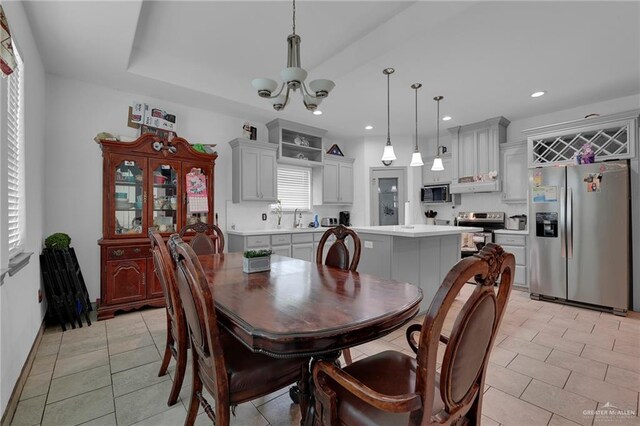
[300,82,319,99]
[283,85,292,106]
[262,83,286,99]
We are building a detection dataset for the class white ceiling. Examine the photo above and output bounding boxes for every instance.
[23,1,640,140]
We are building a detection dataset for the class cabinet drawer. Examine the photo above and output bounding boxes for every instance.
[246,236,270,249]
[108,245,148,260]
[494,234,526,246]
[314,231,332,242]
[292,233,313,244]
[501,245,526,266]
[271,234,291,245]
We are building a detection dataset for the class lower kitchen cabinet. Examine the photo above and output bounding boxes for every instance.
[271,245,292,257]
[292,243,314,262]
[494,233,527,288]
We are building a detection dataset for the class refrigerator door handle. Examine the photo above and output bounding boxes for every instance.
[567,187,573,259]
[560,186,566,258]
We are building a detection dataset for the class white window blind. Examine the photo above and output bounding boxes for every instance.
[7,48,24,258]
[277,166,311,211]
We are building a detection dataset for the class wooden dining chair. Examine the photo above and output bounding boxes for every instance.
[316,225,362,366]
[312,243,515,426]
[167,235,311,426]
[148,229,188,406]
[178,221,225,255]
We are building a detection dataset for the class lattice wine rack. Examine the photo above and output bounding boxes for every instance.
[525,112,638,167]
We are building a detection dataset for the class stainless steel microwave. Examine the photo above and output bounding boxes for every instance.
[421,184,452,203]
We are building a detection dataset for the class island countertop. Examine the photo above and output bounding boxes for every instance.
[350,224,483,237]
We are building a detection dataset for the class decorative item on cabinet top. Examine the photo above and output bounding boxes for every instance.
[266,118,327,167]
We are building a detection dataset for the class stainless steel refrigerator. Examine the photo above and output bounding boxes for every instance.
[528,160,629,315]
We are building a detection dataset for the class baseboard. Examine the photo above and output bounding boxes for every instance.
[0,320,46,426]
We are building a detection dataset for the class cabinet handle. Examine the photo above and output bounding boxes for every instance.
[133,248,141,254]
[112,249,125,257]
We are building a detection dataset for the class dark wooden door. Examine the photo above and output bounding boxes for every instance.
[105,259,147,304]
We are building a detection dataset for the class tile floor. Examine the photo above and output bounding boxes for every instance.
[10,287,640,426]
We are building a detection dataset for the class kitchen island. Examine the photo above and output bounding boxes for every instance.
[350,225,482,312]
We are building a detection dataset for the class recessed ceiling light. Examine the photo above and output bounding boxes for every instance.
[442,116,452,121]
[313,110,322,115]
[530,91,546,98]
[365,125,373,130]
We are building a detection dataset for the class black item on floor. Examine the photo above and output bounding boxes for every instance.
[40,247,92,331]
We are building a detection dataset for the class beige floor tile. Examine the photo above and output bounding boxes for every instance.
[613,339,640,357]
[605,366,640,393]
[110,344,160,373]
[30,353,57,376]
[11,395,46,426]
[484,362,532,397]
[250,387,289,408]
[57,334,108,360]
[619,319,640,333]
[532,331,584,355]
[548,414,582,426]
[498,336,552,361]
[539,305,579,320]
[565,372,639,412]
[548,317,595,333]
[130,405,186,426]
[79,412,117,425]
[521,319,568,336]
[115,380,176,426]
[489,345,517,367]
[53,348,109,378]
[41,386,114,426]
[61,323,106,343]
[36,340,62,357]
[256,392,302,426]
[520,379,596,425]
[595,324,640,341]
[594,315,621,330]
[112,360,170,397]
[481,415,500,426]
[108,332,155,356]
[563,329,615,350]
[482,386,552,426]
[355,339,403,356]
[582,345,640,373]
[574,310,602,322]
[20,371,52,400]
[498,322,539,341]
[47,364,112,403]
[593,402,640,425]
[546,349,607,380]
[507,354,570,388]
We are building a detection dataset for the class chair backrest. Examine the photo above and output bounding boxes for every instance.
[412,243,514,425]
[148,229,181,321]
[167,234,229,398]
[315,225,362,271]
[179,222,225,255]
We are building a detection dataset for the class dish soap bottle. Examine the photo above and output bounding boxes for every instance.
[314,214,319,228]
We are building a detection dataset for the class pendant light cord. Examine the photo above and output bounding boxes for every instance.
[415,87,418,151]
[292,0,296,35]
[387,72,391,145]
[436,97,440,156]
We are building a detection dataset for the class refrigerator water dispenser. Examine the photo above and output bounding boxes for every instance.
[535,212,558,238]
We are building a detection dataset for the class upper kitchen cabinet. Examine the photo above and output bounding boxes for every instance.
[266,118,327,167]
[313,154,354,204]
[500,141,528,203]
[229,138,278,203]
[422,155,453,185]
[448,116,510,193]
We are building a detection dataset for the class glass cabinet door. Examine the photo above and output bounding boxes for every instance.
[184,163,213,226]
[113,156,145,235]
[150,160,180,234]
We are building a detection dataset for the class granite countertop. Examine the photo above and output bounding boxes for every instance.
[350,225,483,238]
[494,229,529,235]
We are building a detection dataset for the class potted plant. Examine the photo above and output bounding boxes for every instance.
[243,249,272,274]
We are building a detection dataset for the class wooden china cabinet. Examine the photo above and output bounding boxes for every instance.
[96,134,217,320]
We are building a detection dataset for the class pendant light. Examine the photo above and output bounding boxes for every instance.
[409,83,424,167]
[381,68,396,165]
[431,95,446,171]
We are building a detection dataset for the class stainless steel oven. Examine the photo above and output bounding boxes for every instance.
[455,212,505,258]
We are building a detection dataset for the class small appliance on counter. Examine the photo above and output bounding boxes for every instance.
[506,214,527,230]
[320,217,338,227]
[339,211,350,226]
[421,184,452,203]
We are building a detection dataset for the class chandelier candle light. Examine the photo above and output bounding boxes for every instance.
[432,95,447,171]
[410,83,424,167]
[251,0,335,112]
[381,68,396,164]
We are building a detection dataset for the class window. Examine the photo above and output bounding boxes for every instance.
[7,47,24,258]
[276,166,311,211]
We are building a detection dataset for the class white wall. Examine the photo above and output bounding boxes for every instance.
[0,2,46,416]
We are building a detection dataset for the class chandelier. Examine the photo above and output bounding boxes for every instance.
[251,0,335,112]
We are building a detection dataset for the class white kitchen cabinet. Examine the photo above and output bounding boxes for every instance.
[229,138,278,203]
[266,118,327,167]
[313,155,354,205]
[422,155,453,185]
[271,245,292,257]
[448,116,510,193]
[292,243,314,262]
[494,233,527,289]
[500,141,528,203]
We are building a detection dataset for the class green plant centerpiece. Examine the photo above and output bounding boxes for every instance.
[45,233,72,249]
[243,249,272,273]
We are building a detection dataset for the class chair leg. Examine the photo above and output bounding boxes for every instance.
[342,349,353,366]
[167,333,188,406]
[184,351,202,426]
[158,313,173,377]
